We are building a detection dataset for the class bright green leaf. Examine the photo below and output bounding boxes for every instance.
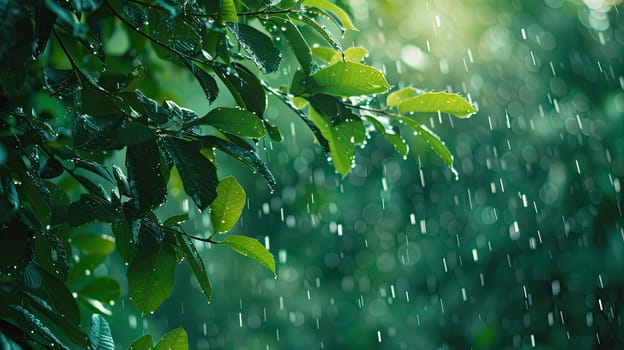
[127,244,176,314]
[163,213,189,227]
[72,233,115,256]
[397,91,477,118]
[154,328,188,350]
[365,115,409,157]
[386,86,419,107]
[308,106,365,176]
[396,116,455,169]
[218,0,238,24]
[302,0,357,30]
[210,176,246,233]
[187,107,265,138]
[329,46,368,64]
[128,334,153,350]
[223,235,276,277]
[311,46,338,62]
[273,16,312,74]
[304,62,391,97]
[79,277,121,303]
[89,314,115,350]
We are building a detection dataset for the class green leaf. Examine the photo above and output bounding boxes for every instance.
[68,194,116,227]
[43,68,80,97]
[127,244,176,314]
[217,63,267,116]
[128,334,154,350]
[308,94,357,125]
[79,277,121,303]
[263,120,283,142]
[0,219,33,274]
[200,136,276,192]
[69,254,107,283]
[227,22,281,74]
[37,265,81,325]
[154,328,187,350]
[329,46,368,64]
[386,86,419,107]
[111,214,137,263]
[72,233,115,256]
[187,62,218,102]
[308,106,365,176]
[272,16,312,74]
[175,234,212,302]
[210,176,246,233]
[304,62,391,97]
[163,213,189,227]
[89,314,115,350]
[33,0,57,58]
[302,0,357,30]
[396,116,454,168]
[123,2,147,28]
[39,158,64,179]
[292,13,342,51]
[364,115,409,157]
[311,47,338,62]
[187,107,265,138]
[218,0,238,24]
[222,235,276,277]
[159,137,218,211]
[8,305,70,350]
[396,91,477,118]
[23,262,42,289]
[126,140,167,214]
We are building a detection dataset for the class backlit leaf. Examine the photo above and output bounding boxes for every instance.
[223,235,276,277]
[210,176,246,233]
[304,62,391,97]
[397,91,477,118]
[127,244,176,314]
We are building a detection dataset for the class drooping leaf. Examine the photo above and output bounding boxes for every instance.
[71,233,115,256]
[292,13,342,51]
[154,328,187,350]
[308,106,365,176]
[200,136,276,192]
[216,63,267,116]
[263,120,283,142]
[126,140,167,214]
[396,115,454,168]
[303,62,391,97]
[302,0,357,30]
[175,233,212,302]
[396,91,477,118]
[223,235,276,277]
[272,16,312,74]
[36,265,81,325]
[79,277,121,303]
[227,22,281,74]
[89,314,115,350]
[128,333,154,350]
[364,115,409,157]
[127,244,176,314]
[210,176,246,233]
[186,107,265,138]
[111,214,137,263]
[187,62,219,103]
[33,0,57,58]
[163,213,189,227]
[159,137,218,211]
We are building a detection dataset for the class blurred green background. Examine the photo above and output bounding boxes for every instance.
[100,0,624,348]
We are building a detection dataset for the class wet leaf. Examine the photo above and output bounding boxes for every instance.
[154,328,187,350]
[89,314,115,350]
[127,244,176,314]
[329,46,368,64]
[228,22,282,74]
[187,107,265,138]
[223,235,276,277]
[302,0,357,30]
[396,115,454,168]
[79,277,121,303]
[304,62,391,97]
[126,140,167,214]
[128,334,153,350]
[397,91,477,118]
[175,233,212,302]
[159,137,218,211]
[210,176,246,233]
[272,16,312,74]
[71,233,115,256]
[365,115,409,157]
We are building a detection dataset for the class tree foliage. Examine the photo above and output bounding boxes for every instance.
[0,0,475,347]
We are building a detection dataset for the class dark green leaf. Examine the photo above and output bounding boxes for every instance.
[136,216,166,248]
[8,305,70,350]
[39,158,64,179]
[36,265,81,325]
[68,194,116,226]
[127,244,176,314]
[159,137,218,211]
[0,176,20,222]
[187,107,265,138]
[111,214,137,263]
[263,120,283,142]
[126,140,167,214]
[89,314,115,350]
[227,22,281,73]
[69,254,106,283]
[154,328,187,350]
[187,62,219,103]
[43,68,81,97]
[216,63,267,116]
[79,277,120,302]
[308,94,357,125]
[175,233,212,302]
[163,213,189,227]
[112,165,131,197]
[23,262,42,289]
[20,171,52,226]
[73,158,115,184]
[201,136,276,192]
[135,90,171,125]
[272,16,312,74]
[123,2,147,28]
[223,235,276,277]
[72,233,115,256]
[128,334,154,350]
